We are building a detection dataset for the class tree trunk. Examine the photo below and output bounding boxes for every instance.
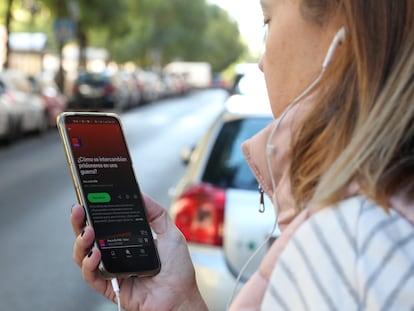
[55,0,65,92]
[77,25,87,72]
[3,0,13,69]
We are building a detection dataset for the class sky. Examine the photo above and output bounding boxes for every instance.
[208,0,264,53]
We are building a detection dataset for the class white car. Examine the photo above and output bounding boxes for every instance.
[169,94,279,311]
[0,70,48,136]
[0,89,20,143]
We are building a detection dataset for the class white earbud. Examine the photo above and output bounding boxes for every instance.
[322,27,345,68]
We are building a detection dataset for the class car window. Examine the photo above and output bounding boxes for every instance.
[202,117,272,190]
[77,73,109,86]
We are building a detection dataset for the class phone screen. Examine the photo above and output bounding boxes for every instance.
[62,113,160,277]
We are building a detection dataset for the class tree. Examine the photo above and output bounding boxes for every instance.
[202,5,246,72]
[40,0,131,68]
[2,0,13,69]
[2,0,247,74]
[101,0,246,70]
[1,0,55,69]
[102,0,209,67]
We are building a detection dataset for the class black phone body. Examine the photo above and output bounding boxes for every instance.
[57,112,161,279]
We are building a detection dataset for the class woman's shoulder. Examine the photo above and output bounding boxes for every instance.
[296,195,414,252]
[261,195,414,311]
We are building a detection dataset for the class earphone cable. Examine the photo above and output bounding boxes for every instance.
[111,278,122,311]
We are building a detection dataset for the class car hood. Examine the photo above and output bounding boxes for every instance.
[222,188,278,281]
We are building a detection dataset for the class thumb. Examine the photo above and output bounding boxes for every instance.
[142,194,176,236]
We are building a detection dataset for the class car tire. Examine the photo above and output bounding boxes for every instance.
[37,111,49,134]
[4,116,22,144]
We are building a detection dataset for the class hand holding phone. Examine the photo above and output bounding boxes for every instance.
[58,112,161,279]
[71,195,209,311]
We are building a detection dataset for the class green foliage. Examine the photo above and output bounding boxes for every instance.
[1,0,248,71]
[112,0,210,66]
[202,5,246,72]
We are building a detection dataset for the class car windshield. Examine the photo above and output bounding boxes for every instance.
[77,73,109,86]
[202,116,272,190]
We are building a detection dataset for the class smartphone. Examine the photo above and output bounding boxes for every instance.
[57,112,161,279]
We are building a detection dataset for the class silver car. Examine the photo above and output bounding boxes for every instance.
[169,94,279,311]
[0,88,20,143]
[0,70,48,136]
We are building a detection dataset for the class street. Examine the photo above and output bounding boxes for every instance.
[0,89,228,311]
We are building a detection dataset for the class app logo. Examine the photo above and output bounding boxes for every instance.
[99,239,106,247]
[71,137,82,148]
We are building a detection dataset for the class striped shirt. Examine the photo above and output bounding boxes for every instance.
[261,195,414,311]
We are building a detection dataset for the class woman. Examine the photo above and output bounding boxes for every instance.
[71,0,414,310]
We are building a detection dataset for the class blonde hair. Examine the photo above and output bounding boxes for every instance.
[291,0,414,210]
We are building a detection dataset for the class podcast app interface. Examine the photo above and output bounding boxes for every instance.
[66,116,155,265]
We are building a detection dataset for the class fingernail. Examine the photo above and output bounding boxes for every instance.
[81,229,85,237]
[71,204,75,214]
[87,250,93,258]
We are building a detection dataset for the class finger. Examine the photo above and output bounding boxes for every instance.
[81,247,109,296]
[71,204,86,237]
[143,194,176,235]
[73,226,95,267]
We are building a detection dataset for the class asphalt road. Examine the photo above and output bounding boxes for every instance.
[0,89,227,311]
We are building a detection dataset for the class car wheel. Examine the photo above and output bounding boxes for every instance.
[4,116,22,144]
[37,111,49,134]
[0,118,12,145]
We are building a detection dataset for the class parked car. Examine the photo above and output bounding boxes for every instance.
[0,87,20,143]
[210,73,228,89]
[170,72,189,96]
[160,73,178,98]
[0,70,48,136]
[134,69,164,104]
[28,73,68,127]
[169,94,279,311]
[118,71,143,109]
[68,71,129,111]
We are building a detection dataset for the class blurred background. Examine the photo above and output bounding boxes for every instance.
[0,0,263,95]
[0,1,270,310]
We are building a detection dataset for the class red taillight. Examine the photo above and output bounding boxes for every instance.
[5,91,15,103]
[104,84,116,94]
[172,183,225,246]
[136,80,144,90]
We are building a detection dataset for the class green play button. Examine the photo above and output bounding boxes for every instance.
[87,192,111,203]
